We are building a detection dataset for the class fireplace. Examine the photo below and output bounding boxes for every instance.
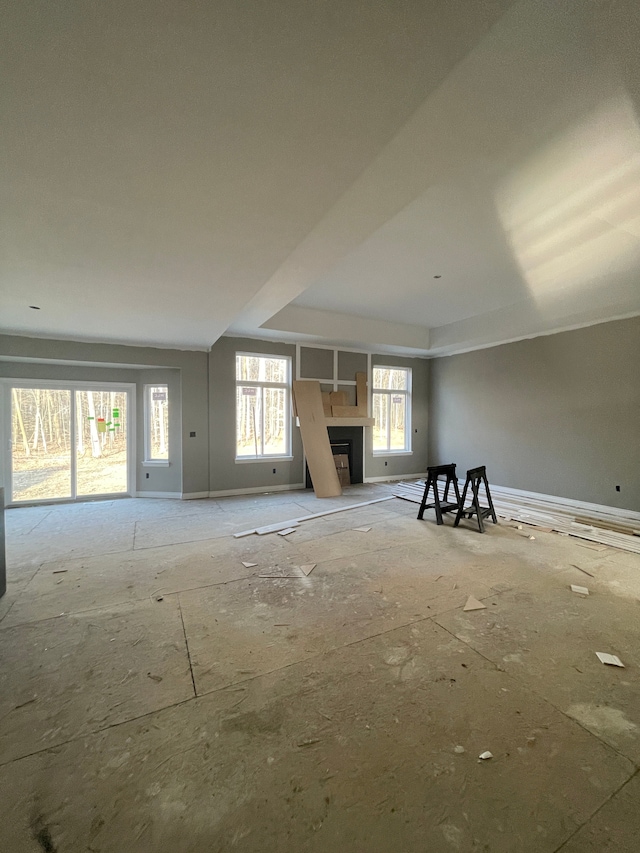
[305,426,364,488]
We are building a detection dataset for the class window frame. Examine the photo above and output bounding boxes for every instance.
[372,365,412,455]
[235,352,292,462]
[143,384,170,466]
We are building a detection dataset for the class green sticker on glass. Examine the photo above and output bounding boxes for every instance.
[113,409,120,417]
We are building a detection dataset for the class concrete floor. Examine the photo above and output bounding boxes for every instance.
[1,484,639,852]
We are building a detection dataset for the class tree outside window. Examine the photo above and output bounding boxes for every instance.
[372,367,411,453]
[236,354,291,459]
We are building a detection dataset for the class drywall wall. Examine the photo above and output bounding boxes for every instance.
[0,333,432,501]
[209,337,304,492]
[365,354,429,480]
[210,338,430,493]
[428,316,640,511]
[0,335,209,495]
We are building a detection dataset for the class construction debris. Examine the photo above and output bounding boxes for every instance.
[300,564,316,576]
[479,751,493,760]
[572,564,595,578]
[596,652,624,667]
[570,584,589,596]
[463,596,486,612]
[393,480,640,555]
[277,527,297,536]
[353,526,372,533]
[233,496,394,538]
[241,561,258,568]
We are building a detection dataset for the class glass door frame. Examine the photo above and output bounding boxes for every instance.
[1,379,136,507]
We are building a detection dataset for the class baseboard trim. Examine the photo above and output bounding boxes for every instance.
[364,472,428,484]
[181,491,210,500]
[209,483,306,498]
[135,491,181,499]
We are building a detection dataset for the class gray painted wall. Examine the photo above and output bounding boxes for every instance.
[0,335,209,495]
[366,354,429,480]
[209,337,304,492]
[209,339,430,492]
[0,333,431,500]
[428,317,640,511]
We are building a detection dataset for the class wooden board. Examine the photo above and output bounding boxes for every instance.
[293,380,342,498]
[321,392,332,417]
[356,372,368,416]
[325,417,375,426]
[331,405,360,418]
[329,391,348,407]
[233,496,394,537]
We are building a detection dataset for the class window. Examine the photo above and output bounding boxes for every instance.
[145,385,169,461]
[372,367,411,453]
[236,354,291,459]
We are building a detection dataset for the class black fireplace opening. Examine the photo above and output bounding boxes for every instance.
[305,426,364,488]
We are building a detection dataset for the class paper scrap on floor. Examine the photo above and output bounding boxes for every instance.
[596,652,624,667]
[300,564,316,576]
[353,526,372,533]
[277,527,297,536]
[242,561,258,568]
[570,584,589,595]
[463,596,487,612]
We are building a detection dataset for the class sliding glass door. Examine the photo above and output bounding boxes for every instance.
[10,388,73,502]
[75,390,129,496]
[6,383,134,504]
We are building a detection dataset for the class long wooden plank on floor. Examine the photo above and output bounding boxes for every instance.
[233,495,395,537]
[294,380,342,498]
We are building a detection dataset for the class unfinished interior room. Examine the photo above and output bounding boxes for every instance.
[2,1,640,850]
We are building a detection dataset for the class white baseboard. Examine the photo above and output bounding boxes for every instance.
[364,472,428,484]
[135,491,181,499]
[181,491,210,500]
[209,483,306,498]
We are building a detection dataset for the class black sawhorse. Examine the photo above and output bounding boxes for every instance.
[417,464,461,525]
[454,466,497,533]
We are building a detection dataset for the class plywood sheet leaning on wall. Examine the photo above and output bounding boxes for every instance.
[293,381,342,498]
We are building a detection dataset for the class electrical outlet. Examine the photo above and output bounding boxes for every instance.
[273,468,276,474]
[616,485,621,492]
[384,461,388,466]
[190,431,196,438]
[146,472,149,479]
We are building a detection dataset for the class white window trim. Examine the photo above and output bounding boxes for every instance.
[144,384,169,463]
[235,352,292,461]
[372,366,412,455]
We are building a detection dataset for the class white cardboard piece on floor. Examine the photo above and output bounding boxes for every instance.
[242,561,258,568]
[596,652,624,667]
[479,751,493,760]
[353,526,372,533]
[570,584,589,595]
[300,564,317,576]
[463,596,487,612]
